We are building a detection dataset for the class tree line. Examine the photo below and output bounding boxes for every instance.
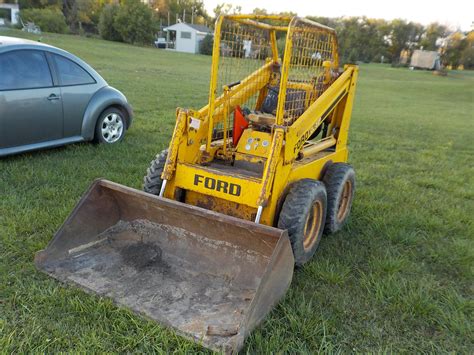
[307,16,473,68]
[13,0,473,68]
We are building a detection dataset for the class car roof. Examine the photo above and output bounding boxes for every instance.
[0,36,107,86]
[0,36,54,48]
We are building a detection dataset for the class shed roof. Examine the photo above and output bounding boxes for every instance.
[187,24,211,33]
[164,22,211,34]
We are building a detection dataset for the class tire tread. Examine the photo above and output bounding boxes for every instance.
[322,163,355,233]
[143,149,168,195]
[278,179,327,266]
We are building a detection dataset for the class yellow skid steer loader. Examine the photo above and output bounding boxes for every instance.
[36,15,359,353]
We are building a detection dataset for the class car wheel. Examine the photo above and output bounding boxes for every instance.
[95,108,126,144]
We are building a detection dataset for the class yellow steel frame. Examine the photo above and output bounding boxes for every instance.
[160,15,359,226]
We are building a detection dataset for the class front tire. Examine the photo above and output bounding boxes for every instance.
[278,179,327,266]
[323,163,355,234]
[143,149,168,195]
[94,108,126,144]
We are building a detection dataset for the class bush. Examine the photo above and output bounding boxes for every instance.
[460,46,474,69]
[199,34,213,55]
[98,4,122,42]
[114,0,156,45]
[20,7,68,34]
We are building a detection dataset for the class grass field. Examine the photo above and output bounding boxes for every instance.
[1,29,473,353]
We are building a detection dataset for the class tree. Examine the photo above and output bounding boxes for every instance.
[154,0,210,25]
[114,0,157,45]
[62,0,79,32]
[334,17,389,63]
[420,23,448,50]
[388,19,423,63]
[443,32,466,67]
[213,3,241,18]
[77,0,105,33]
[252,8,268,15]
[460,31,474,69]
[460,46,474,69]
[62,0,115,34]
[98,3,121,41]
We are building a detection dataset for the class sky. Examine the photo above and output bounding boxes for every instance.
[203,0,473,31]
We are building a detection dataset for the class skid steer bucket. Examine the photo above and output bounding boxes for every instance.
[35,179,294,352]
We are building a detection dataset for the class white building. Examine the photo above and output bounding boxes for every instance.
[164,22,211,54]
[0,3,19,25]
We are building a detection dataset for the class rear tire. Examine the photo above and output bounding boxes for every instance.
[278,179,327,266]
[323,163,355,234]
[143,149,168,195]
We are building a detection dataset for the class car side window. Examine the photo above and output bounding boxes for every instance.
[0,50,53,91]
[53,54,95,86]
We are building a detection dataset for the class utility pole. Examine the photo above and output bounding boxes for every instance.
[191,6,195,24]
[183,9,186,23]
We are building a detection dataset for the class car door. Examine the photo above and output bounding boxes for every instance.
[0,50,63,149]
[49,53,100,138]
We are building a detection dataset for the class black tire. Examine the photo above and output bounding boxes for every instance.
[278,179,327,266]
[143,149,168,195]
[94,107,126,144]
[322,163,355,234]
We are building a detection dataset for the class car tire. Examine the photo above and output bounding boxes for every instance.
[278,179,327,266]
[94,107,126,144]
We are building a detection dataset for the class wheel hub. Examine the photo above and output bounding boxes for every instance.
[101,113,124,143]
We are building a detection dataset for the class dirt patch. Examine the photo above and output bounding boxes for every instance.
[120,243,164,270]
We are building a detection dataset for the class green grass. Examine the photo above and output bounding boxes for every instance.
[1,29,473,353]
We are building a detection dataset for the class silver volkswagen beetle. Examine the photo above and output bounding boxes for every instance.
[0,36,133,157]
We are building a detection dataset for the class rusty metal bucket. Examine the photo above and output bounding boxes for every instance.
[35,179,294,353]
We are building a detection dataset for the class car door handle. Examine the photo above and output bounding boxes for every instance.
[47,94,60,101]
